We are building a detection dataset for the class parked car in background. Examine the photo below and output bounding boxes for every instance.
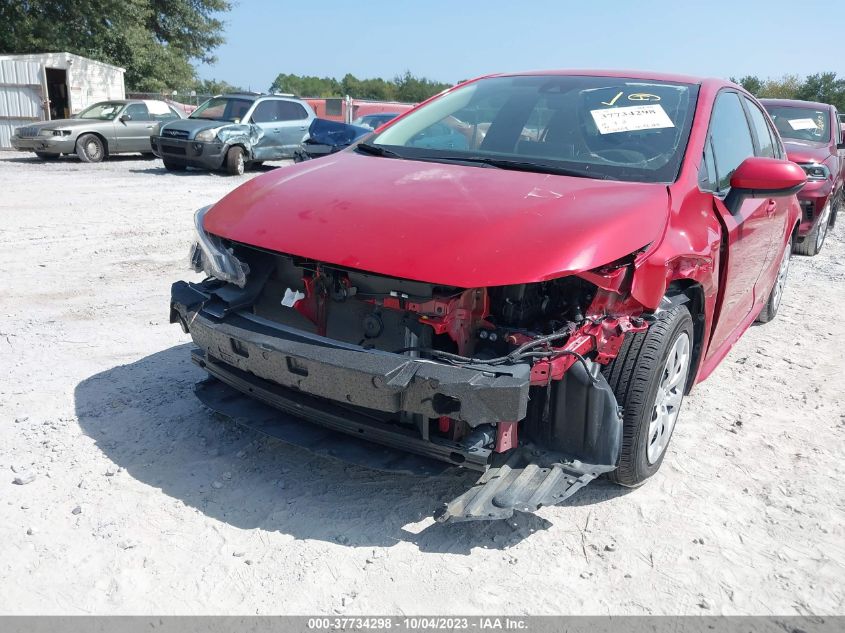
[150,93,316,175]
[351,112,401,130]
[761,98,843,255]
[10,99,184,162]
[293,118,371,161]
[172,71,804,523]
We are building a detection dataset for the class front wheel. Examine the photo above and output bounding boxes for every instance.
[163,160,186,172]
[601,305,694,486]
[757,240,791,323]
[76,133,105,163]
[226,146,245,175]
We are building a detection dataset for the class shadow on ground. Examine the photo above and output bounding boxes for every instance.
[0,153,156,165]
[74,344,629,553]
[128,162,284,177]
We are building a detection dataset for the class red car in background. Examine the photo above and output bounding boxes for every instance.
[172,71,805,522]
[761,98,844,255]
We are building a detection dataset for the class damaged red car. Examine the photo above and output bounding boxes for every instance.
[171,71,805,522]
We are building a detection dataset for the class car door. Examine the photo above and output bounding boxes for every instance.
[704,91,779,358]
[273,100,312,156]
[249,100,284,160]
[742,95,790,296]
[115,103,156,152]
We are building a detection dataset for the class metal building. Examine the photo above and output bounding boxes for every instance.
[0,52,125,149]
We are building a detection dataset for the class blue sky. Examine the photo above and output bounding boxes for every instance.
[199,0,842,91]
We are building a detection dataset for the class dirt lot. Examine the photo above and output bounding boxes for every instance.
[1,151,843,615]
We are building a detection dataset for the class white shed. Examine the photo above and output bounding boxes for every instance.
[0,52,125,149]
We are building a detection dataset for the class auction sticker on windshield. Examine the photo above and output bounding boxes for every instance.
[788,118,818,130]
[591,104,675,135]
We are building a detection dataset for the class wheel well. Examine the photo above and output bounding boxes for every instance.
[225,143,249,158]
[77,132,110,156]
[665,280,704,394]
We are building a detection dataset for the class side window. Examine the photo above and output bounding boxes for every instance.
[708,92,756,192]
[744,98,776,158]
[250,100,276,123]
[124,103,151,121]
[277,100,308,121]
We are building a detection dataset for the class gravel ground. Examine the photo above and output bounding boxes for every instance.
[0,151,843,615]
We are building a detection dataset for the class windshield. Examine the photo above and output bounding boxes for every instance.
[190,97,253,122]
[369,75,699,183]
[77,102,125,120]
[764,105,830,143]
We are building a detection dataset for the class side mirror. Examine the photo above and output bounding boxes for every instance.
[724,157,806,214]
[119,113,132,122]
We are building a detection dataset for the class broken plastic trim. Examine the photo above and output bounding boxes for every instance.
[190,205,249,288]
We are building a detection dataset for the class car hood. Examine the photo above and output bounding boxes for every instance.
[204,152,670,287]
[783,140,831,164]
[25,118,110,130]
[160,118,229,139]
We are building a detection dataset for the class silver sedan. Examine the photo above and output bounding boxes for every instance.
[11,99,185,162]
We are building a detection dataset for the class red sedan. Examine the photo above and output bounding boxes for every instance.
[171,71,805,522]
[761,98,843,255]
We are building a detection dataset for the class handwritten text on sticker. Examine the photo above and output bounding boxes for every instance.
[591,104,675,135]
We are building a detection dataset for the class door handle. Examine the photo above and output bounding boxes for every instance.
[765,199,776,217]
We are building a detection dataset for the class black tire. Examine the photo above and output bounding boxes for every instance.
[163,160,186,172]
[756,239,791,323]
[34,151,59,160]
[226,146,245,175]
[793,199,832,257]
[601,305,694,487]
[76,133,105,163]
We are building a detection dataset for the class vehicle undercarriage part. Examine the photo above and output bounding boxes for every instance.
[172,241,649,521]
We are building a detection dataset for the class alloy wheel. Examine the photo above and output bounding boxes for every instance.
[815,201,831,252]
[647,332,691,464]
[771,243,791,312]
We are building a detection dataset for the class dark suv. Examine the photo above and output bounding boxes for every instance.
[761,98,844,255]
[151,93,316,175]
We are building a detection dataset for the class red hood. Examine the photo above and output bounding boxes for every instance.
[783,139,831,164]
[204,152,670,287]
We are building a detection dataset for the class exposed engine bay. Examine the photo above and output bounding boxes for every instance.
[172,238,650,522]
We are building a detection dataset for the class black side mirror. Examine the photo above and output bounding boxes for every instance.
[119,113,132,122]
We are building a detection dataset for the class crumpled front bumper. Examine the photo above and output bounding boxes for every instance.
[171,280,530,426]
[151,136,227,169]
[171,279,620,522]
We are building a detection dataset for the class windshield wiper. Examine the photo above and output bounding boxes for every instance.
[438,156,607,179]
[356,142,403,159]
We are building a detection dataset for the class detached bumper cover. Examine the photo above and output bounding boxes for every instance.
[171,281,531,426]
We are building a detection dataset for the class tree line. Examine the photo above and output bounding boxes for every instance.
[0,0,231,92]
[268,71,453,103]
[731,72,845,110]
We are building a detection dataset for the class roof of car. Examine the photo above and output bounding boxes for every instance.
[488,69,723,87]
[758,97,835,110]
